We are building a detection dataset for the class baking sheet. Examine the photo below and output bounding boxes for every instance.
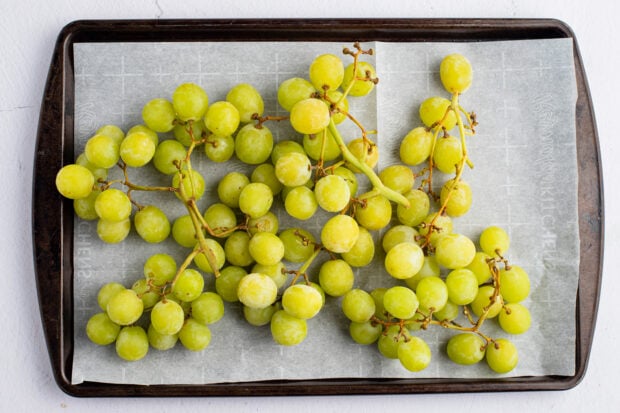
[70,38,578,385]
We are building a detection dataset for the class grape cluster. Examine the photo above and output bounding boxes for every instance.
[56,44,530,374]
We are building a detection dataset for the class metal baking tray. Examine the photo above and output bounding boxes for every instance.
[32,18,603,396]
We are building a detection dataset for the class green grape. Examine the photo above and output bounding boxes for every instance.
[321,214,359,253]
[171,214,200,248]
[398,336,432,372]
[399,127,434,166]
[499,265,530,303]
[172,169,206,201]
[289,98,330,135]
[370,288,388,320]
[383,286,419,319]
[115,326,149,361]
[322,89,349,124]
[119,131,156,167]
[440,179,472,217]
[499,303,532,335]
[470,285,503,318]
[235,123,274,165]
[466,251,493,285]
[143,253,177,286]
[275,152,312,187]
[106,289,144,326]
[419,96,457,130]
[309,53,344,91]
[97,282,126,311]
[446,333,486,365]
[270,310,307,346]
[215,266,247,302]
[382,225,419,253]
[147,324,178,351]
[226,83,264,123]
[172,83,209,121]
[342,289,375,323]
[445,268,479,305]
[341,226,374,267]
[204,134,235,163]
[191,292,225,325]
[379,165,414,194]
[76,152,107,182]
[173,119,206,146]
[73,188,100,220]
[244,303,279,326]
[342,61,376,97]
[440,53,473,94]
[378,325,409,359]
[86,312,120,345]
[142,98,176,132]
[314,175,351,213]
[349,321,382,345]
[217,171,250,208]
[332,166,358,196]
[277,77,316,111]
[346,138,379,172]
[270,140,306,165]
[251,163,283,196]
[126,124,159,147]
[396,189,430,227]
[404,255,441,290]
[151,299,185,335]
[245,212,277,236]
[479,226,510,257]
[318,259,354,297]
[96,218,131,244]
[172,268,204,302]
[203,203,237,238]
[279,227,316,263]
[355,193,391,231]
[153,139,187,175]
[434,233,476,269]
[193,238,226,274]
[178,318,211,351]
[131,278,159,309]
[134,205,170,243]
[282,284,323,319]
[284,186,318,220]
[238,182,273,219]
[433,300,459,322]
[223,231,254,267]
[433,135,462,174]
[248,232,285,266]
[303,128,341,161]
[418,213,453,246]
[486,338,518,373]
[252,262,288,289]
[237,273,278,309]
[384,242,424,280]
[415,276,448,312]
[94,188,131,222]
[56,163,96,201]
[84,133,120,169]
[204,101,240,136]
[96,124,125,145]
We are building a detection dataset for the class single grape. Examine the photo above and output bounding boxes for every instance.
[433,300,459,322]
[244,303,279,327]
[204,101,240,136]
[96,124,125,145]
[318,259,355,297]
[415,276,448,312]
[398,336,432,372]
[445,268,479,305]
[479,226,510,257]
[247,211,279,235]
[84,133,120,169]
[191,292,225,325]
[446,333,486,365]
[142,98,176,133]
[172,268,204,302]
[355,193,391,231]
[314,174,351,212]
[134,205,170,243]
[349,320,382,345]
[289,98,330,135]
[440,53,473,94]
[379,165,414,194]
[465,251,493,285]
[73,188,100,221]
[55,164,95,200]
[341,61,376,97]
[147,324,178,351]
[284,185,318,220]
[384,242,425,280]
[433,135,462,174]
[248,232,285,266]
[172,169,206,201]
[419,96,457,130]
[378,325,409,359]
[151,299,185,335]
[204,134,235,163]
[396,189,430,227]
[382,225,419,253]
[321,214,359,253]
[171,214,200,248]
[251,163,283,196]
[173,119,206,146]
[499,265,530,303]
[97,282,126,311]
[106,289,144,326]
[346,138,379,172]
[341,226,375,267]
[434,233,476,269]
[383,286,419,320]
[303,128,341,161]
[120,131,156,167]
[215,266,247,302]
[203,203,237,238]
[131,278,159,309]
[440,179,472,217]
[86,312,120,345]
[309,53,344,91]
[224,231,254,267]
[282,284,323,319]
[400,127,434,166]
[270,310,307,346]
[342,289,375,323]
[94,188,132,222]
[486,338,518,373]
[193,238,226,274]
[237,273,278,309]
[226,83,264,123]
[275,151,312,187]
[470,285,503,318]
[173,83,209,121]
[238,182,273,219]
[270,140,306,165]
[126,124,158,147]
[115,326,149,361]
[235,123,274,165]
[499,303,532,335]
[277,77,316,112]
[217,171,250,209]
[178,318,212,351]
[96,218,131,244]
[279,227,316,263]
[153,139,187,175]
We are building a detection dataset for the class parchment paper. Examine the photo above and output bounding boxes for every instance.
[71,38,578,385]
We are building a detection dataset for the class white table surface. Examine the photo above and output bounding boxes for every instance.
[1,0,617,411]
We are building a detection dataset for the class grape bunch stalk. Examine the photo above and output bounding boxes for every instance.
[55,43,531,375]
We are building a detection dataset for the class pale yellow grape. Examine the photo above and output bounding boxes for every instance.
[309,53,344,91]
[466,251,493,285]
[204,101,240,137]
[400,127,434,166]
[193,238,226,274]
[404,255,441,290]
[106,289,144,325]
[440,53,473,94]
[415,276,448,312]
[277,77,316,111]
[346,138,379,172]
[398,336,432,372]
[470,285,503,318]
[143,253,177,286]
[397,189,430,227]
[341,226,375,267]
[150,299,185,335]
[97,282,125,311]
[383,286,419,319]
[120,131,156,167]
[172,83,209,121]
[434,233,476,269]
[445,268,479,305]
[115,326,149,361]
[97,218,131,244]
[378,164,414,194]
[270,310,307,346]
[433,300,459,322]
[342,61,376,96]
[96,124,125,145]
[382,225,419,253]
[498,303,532,335]
[248,232,285,266]
[226,83,264,123]
[173,119,206,146]
[127,124,158,147]
[314,174,351,212]
[282,284,323,319]
[342,289,375,323]
[275,152,312,187]
[446,333,486,365]
[303,128,341,161]
[142,98,176,133]
[486,338,518,373]
[134,205,170,243]
[237,273,278,309]
[479,225,510,257]
[419,96,457,130]
[384,242,424,280]
[238,182,274,219]
[247,211,279,235]
[289,98,330,135]
[433,135,462,174]
[252,262,288,289]
[178,318,211,351]
[321,214,359,253]
[318,259,354,297]
[440,179,472,217]
[86,312,120,345]
[234,123,274,165]
[84,133,120,168]
[355,193,391,231]
[94,188,132,222]
[499,265,530,303]
[55,164,95,200]
[172,268,205,302]
[271,140,306,165]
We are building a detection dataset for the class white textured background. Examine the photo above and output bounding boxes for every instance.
[0,0,616,412]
